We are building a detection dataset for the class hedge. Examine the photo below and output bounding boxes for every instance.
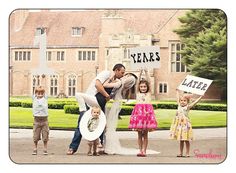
[10,100,77,109]
[9,101,22,107]
[10,100,227,112]
[124,103,227,112]
[64,105,80,114]
[63,105,133,115]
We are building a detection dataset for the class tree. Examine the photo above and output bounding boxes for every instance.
[174,10,227,100]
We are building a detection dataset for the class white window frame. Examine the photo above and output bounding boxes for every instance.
[67,74,77,97]
[56,51,65,61]
[169,42,189,73]
[49,75,59,97]
[158,82,168,94]
[46,51,52,61]
[14,51,31,62]
[77,50,97,61]
[72,27,83,36]
[32,75,41,94]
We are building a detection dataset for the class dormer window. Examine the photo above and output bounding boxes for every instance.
[35,27,46,35]
[72,27,83,36]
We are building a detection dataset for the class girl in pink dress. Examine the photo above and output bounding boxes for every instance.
[128,69,158,157]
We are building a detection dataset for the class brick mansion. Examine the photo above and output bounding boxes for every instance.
[9,9,222,100]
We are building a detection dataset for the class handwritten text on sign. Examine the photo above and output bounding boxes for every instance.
[130,46,160,70]
[178,75,213,95]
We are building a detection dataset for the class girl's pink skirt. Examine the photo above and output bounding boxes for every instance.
[128,104,157,131]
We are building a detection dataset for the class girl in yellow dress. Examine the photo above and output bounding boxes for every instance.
[170,89,203,157]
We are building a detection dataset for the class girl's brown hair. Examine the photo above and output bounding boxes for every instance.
[138,79,150,93]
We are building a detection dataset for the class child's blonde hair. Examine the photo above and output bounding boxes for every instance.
[35,86,45,95]
[91,106,101,114]
[179,94,192,103]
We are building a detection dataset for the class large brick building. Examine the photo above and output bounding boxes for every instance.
[9,9,222,100]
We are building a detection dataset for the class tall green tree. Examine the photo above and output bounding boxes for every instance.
[174,10,227,100]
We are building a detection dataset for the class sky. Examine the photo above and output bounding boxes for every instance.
[1,0,235,173]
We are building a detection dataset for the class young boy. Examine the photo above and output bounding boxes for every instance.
[32,86,49,155]
[87,106,101,156]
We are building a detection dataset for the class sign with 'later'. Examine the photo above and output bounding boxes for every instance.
[178,75,213,95]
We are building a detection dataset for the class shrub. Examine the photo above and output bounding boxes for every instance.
[119,106,133,115]
[9,101,22,107]
[21,101,32,108]
[48,102,66,109]
[64,105,80,114]
[9,99,227,112]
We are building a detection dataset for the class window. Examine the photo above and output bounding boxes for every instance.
[68,74,76,97]
[92,51,95,60]
[83,51,86,60]
[159,83,168,94]
[14,51,31,61]
[124,48,130,59]
[32,75,40,94]
[57,51,65,61]
[15,52,18,61]
[170,43,190,72]
[72,27,83,36]
[78,51,82,60]
[50,75,59,96]
[87,51,91,60]
[47,51,52,61]
[27,52,31,61]
[78,50,96,61]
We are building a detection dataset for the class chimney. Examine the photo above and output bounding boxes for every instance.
[101,10,125,34]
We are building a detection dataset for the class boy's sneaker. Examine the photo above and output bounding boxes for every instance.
[32,149,37,155]
[87,151,93,156]
[43,150,48,155]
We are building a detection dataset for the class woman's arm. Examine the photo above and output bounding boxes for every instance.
[103,79,122,88]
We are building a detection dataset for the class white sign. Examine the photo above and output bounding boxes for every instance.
[178,75,213,95]
[130,46,160,70]
[80,109,106,141]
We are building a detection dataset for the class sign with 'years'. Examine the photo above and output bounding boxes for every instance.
[178,75,213,95]
[130,46,160,70]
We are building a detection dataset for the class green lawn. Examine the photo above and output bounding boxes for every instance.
[9,107,226,130]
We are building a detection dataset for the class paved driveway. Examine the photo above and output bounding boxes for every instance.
[9,128,226,164]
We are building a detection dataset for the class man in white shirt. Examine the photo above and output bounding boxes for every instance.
[67,64,125,155]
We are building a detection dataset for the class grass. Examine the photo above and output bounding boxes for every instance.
[9,107,227,130]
